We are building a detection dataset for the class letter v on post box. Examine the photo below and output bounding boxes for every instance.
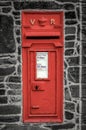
[22,11,64,123]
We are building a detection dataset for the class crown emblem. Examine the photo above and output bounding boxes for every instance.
[38,17,47,26]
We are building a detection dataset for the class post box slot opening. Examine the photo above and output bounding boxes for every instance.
[26,36,60,39]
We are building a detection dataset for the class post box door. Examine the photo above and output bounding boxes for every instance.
[30,51,56,115]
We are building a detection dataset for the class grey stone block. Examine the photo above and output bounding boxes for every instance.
[82,114,86,124]
[12,11,20,16]
[0,116,20,123]
[65,49,74,56]
[65,41,74,48]
[65,102,75,112]
[0,15,15,53]
[68,67,79,83]
[0,77,5,82]
[0,67,15,76]
[0,89,5,95]
[0,2,11,6]
[65,111,74,120]
[15,20,20,25]
[7,76,21,83]
[0,58,16,65]
[82,55,86,65]
[65,20,77,25]
[46,123,75,129]
[65,88,71,101]
[65,27,76,35]
[76,6,80,20]
[82,99,86,114]
[2,7,12,13]
[8,96,21,104]
[13,1,62,10]
[65,35,75,41]
[63,3,75,10]
[7,89,21,95]
[82,85,86,98]
[16,37,20,44]
[2,125,51,130]
[81,125,86,130]
[70,85,79,98]
[82,67,86,83]
[6,83,21,89]
[82,14,86,21]
[66,57,79,66]
[0,83,5,88]
[0,96,7,104]
[65,11,76,19]
[0,105,21,115]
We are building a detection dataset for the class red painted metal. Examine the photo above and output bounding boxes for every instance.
[22,11,64,123]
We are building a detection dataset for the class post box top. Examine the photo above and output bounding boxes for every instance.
[22,11,64,48]
[22,11,63,31]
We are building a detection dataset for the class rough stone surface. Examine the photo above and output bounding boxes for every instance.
[65,102,75,112]
[70,85,79,98]
[82,55,86,65]
[0,83,5,88]
[65,20,78,25]
[0,15,15,53]
[7,89,21,95]
[65,111,74,120]
[82,46,86,55]
[8,96,21,104]
[65,88,71,101]
[77,103,79,113]
[66,57,79,66]
[0,58,16,65]
[65,35,75,41]
[82,99,86,114]
[82,114,86,124]
[65,41,74,48]
[0,66,15,76]
[2,7,11,13]
[46,123,75,129]
[82,85,86,98]
[0,2,11,6]
[13,1,62,10]
[82,1,86,129]
[0,89,5,95]
[7,76,21,83]
[81,125,86,130]
[65,11,76,19]
[16,37,21,44]
[6,83,21,89]
[0,105,21,115]
[1,125,51,130]
[65,27,76,34]
[0,77,5,82]
[0,116,20,123]
[0,97,7,104]
[68,67,79,83]
[65,49,74,56]
[82,74,86,83]
[63,3,75,10]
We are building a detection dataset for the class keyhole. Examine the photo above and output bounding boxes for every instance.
[35,85,39,90]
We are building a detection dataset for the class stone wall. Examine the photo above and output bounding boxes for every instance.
[81,0,86,130]
[0,0,83,130]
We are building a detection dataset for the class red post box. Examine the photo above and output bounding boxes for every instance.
[22,12,64,122]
